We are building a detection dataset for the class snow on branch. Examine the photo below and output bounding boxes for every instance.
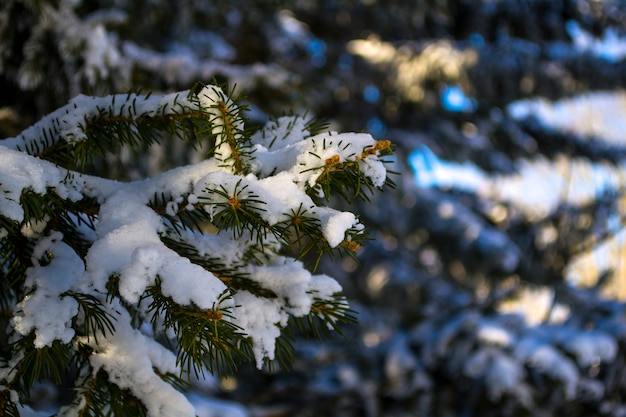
[0,84,393,416]
[3,90,201,155]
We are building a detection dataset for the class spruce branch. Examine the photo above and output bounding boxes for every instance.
[147,190,224,237]
[275,204,367,270]
[9,336,72,394]
[0,390,18,417]
[292,293,357,339]
[0,232,32,306]
[4,90,217,171]
[147,285,248,378]
[0,82,393,415]
[197,83,254,174]
[72,369,149,417]
[65,291,116,344]
[309,139,395,202]
[198,179,271,241]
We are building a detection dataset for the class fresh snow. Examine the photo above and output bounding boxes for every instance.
[1,85,390,415]
[0,146,84,222]
[79,303,196,417]
[2,90,200,151]
[12,233,81,348]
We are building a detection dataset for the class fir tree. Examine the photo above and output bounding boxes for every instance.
[0,82,393,416]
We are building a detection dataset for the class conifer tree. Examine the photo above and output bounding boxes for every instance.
[0,82,393,416]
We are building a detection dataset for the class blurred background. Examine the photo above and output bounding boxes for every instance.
[4,0,626,416]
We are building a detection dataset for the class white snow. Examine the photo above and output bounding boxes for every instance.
[558,331,617,367]
[12,233,82,348]
[233,291,285,368]
[566,21,626,62]
[84,24,123,86]
[81,303,196,417]
[489,155,624,220]
[515,338,579,399]
[248,260,312,316]
[0,146,83,222]
[256,172,315,224]
[464,348,526,401]
[3,90,200,151]
[410,145,626,221]
[1,84,391,414]
[307,273,343,299]
[250,115,311,150]
[504,92,626,298]
[485,353,528,403]
[315,208,357,248]
[409,145,488,192]
[411,91,626,224]
[122,41,293,90]
[508,92,626,146]
[477,322,514,347]
[85,186,228,309]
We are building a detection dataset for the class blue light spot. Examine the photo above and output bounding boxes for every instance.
[363,85,380,103]
[307,38,327,55]
[440,85,477,113]
[307,38,327,68]
[366,117,387,138]
[469,33,485,49]
[337,53,353,71]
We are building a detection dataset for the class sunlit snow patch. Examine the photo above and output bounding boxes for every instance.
[408,145,487,191]
[507,92,626,299]
[497,286,570,325]
[566,20,626,62]
[508,91,626,146]
[409,129,626,301]
[410,144,626,221]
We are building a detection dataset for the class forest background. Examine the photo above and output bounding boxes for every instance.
[3,1,626,416]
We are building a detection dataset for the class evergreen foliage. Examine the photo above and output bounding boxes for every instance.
[5,0,626,415]
[0,82,393,416]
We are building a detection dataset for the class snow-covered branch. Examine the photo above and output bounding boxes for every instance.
[0,84,392,416]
